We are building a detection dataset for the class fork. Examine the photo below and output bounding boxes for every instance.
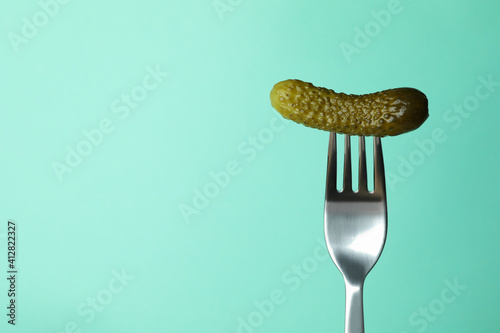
[324,133,388,333]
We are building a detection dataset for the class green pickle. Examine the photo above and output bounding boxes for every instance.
[270,79,428,137]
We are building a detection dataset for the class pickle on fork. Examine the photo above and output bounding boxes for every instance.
[270,79,428,137]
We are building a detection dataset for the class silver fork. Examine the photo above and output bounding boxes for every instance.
[324,133,388,333]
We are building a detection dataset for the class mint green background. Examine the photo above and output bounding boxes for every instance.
[1,0,499,332]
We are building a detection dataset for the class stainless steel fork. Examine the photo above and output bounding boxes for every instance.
[324,133,388,333]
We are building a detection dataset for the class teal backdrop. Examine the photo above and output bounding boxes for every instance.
[1,0,499,332]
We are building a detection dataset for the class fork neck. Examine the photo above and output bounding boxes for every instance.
[344,280,365,333]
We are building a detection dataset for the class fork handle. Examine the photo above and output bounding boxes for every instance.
[344,281,364,333]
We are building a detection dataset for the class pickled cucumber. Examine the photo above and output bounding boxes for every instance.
[270,79,428,137]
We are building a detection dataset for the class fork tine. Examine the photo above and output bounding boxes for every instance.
[358,136,367,192]
[373,137,386,194]
[325,133,337,199]
[343,135,352,192]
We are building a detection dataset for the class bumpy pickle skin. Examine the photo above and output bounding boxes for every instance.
[270,79,428,137]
